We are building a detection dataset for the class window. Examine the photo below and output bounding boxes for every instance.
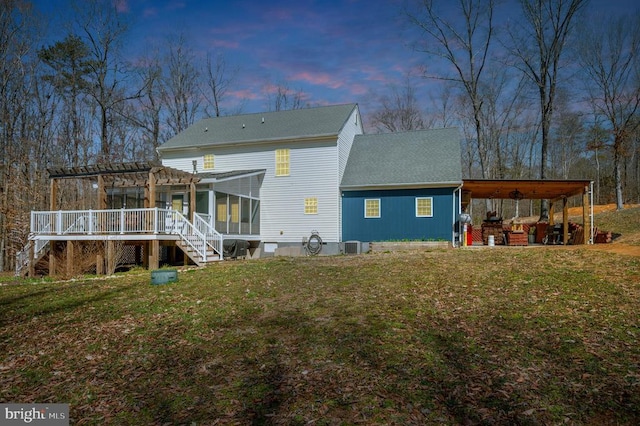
[364,199,380,218]
[231,201,239,223]
[203,154,214,170]
[304,197,318,214]
[416,197,433,217]
[217,202,227,220]
[275,149,290,176]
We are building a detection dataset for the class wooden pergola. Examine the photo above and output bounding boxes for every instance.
[44,162,202,276]
[462,179,594,245]
[48,161,200,215]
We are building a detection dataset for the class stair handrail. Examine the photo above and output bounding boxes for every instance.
[16,222,52,275]
[62,213,91,234]
[163,209,209,262]
[193,212,224,260]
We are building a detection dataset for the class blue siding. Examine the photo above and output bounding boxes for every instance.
[342,188,457,241]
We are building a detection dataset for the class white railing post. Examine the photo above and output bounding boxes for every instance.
[154,208,158,234]
[120,209,125,234]
[88,210,93,235]
[56,211,62,235]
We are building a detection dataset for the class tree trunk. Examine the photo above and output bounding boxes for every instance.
[614,141,624,210]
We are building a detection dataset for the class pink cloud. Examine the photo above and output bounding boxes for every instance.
[143,7,158,18]
[263,8,293,21]
[289,71,344,89]
[228,89,262,101]
[113,0,129,13]
[360,66,388,82]
[348,83,370,96]
[208,39,240,49]
[166,1,186,11]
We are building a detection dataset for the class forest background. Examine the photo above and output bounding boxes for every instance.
[1,0,639,271]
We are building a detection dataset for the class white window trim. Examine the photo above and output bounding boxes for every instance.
[416,197,433,218]
[364,198,381,219]
[275,148,290,177]
[203,154,214,170]
[304,197,318,215]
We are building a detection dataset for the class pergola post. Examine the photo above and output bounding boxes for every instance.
[66,241,75,277]
[49,243,57,277]
[50,178,58,211]
[97,175,107,209]
[562,197,569,245]
[190,181,196,222]
[149,240,160,270]
[583,188,590,244]
[142,242,149,269]
[106,241,115,275]
[96,246,105,275]
[148,170,156,208]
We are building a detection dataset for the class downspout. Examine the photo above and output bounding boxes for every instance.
[453,184,463,247]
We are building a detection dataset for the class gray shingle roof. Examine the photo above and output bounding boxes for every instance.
[158,104,358,151]
[341,128,462,188]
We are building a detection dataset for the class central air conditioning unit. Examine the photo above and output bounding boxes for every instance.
[344,240,361,255]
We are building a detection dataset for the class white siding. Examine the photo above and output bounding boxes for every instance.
[162,151,203,173]
[161,138,342,243]
[336,106,364,241]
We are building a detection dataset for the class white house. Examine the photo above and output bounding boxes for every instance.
[157,103,364,256]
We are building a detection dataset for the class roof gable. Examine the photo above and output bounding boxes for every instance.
[341,128,462,189]
[158,104,358,151]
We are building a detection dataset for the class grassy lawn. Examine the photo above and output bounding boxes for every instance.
[1,210,639,425]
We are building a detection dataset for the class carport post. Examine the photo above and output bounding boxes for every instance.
[563,197,569,245]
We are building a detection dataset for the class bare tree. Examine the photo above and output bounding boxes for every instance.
[162,34,202,138]
[425,83,457,129]
[130,54,164,160]
[265,81,306,111]
[0,0,38,271]
[578,13,640,210]
[371,76,425,133]
[549,91,585,179]
[203,52,237,117]
[407,0,496,180]
[72,0,142,161]
[507,0,587,220]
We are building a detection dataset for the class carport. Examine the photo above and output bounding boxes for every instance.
[461,179,594,245]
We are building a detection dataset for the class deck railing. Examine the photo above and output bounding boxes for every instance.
[28,208,224,261]
[194,212,223,258]
[31,208,187,235]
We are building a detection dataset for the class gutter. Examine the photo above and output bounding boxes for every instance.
[157,133,340,153]
[340,181,463,191]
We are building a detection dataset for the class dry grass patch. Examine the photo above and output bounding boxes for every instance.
[1,248,639,425]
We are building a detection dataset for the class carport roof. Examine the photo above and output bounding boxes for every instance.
[462,179,592,200]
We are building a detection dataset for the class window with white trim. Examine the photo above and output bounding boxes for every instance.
[364,199,380,218]
[275,149,290,176]
[416,197,433,217]
[203,154,214,170]
[304,197,318,214]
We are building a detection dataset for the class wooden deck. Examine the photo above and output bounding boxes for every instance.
[17,208,225,276]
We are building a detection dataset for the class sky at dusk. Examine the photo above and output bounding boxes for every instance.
[33,0,640,123]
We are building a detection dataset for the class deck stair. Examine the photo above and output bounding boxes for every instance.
[15,238,50,277]
[16,208,224,275]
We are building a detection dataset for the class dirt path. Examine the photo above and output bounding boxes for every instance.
[582,242,640,257]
